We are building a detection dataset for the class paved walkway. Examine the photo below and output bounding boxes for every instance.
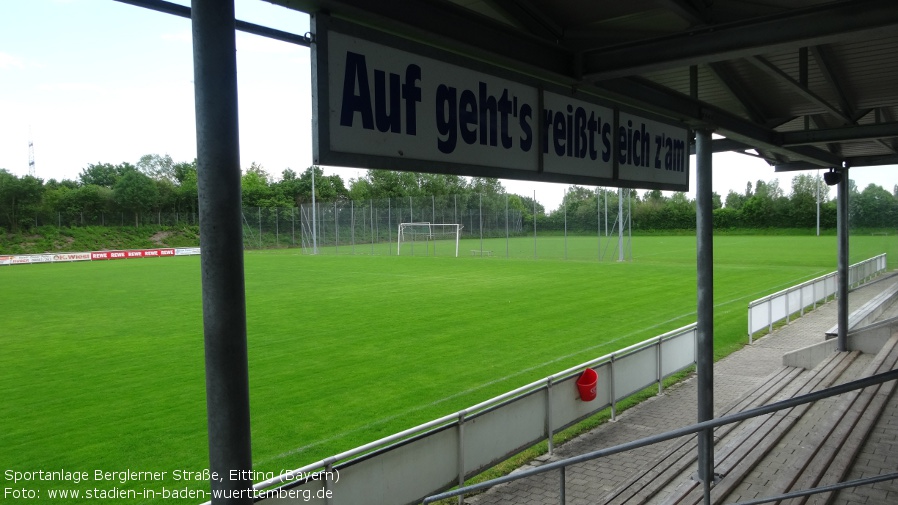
[467,274,898,505]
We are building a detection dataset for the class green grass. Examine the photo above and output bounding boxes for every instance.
[1,234,895,503]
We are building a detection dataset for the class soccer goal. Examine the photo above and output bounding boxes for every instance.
[397,222,463,257]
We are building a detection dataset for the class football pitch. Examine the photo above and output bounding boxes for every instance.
[1,234,895,503]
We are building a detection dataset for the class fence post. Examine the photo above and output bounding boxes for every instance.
[610,354,617,421]
[533,190,537,259]
[457,411,466,505]
[657,337,664,395]
[559,466,566,505]
[546,377,554,455]
[324,460,334,505]
[786,289,791,324]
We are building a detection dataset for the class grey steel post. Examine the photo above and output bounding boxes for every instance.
[533,190,537,259]
[695,129,715,498]
[479,193,483,254]
[618,188,624,261]
[564,187,568,260]
[837,167,849,351]
[191,0,253,502]
[545,377,554,454]
[505,193,509,258]
[559,466,566,505]
[457,412,466,505]
[311,167,317,254]
[597,188,601,261]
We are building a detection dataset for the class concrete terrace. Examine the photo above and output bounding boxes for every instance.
[467,273,898,505]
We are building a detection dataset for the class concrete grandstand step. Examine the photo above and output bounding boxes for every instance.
[600,367,804,505]
[793,332,898,505]
[716,332,898,505]
[826,278,898,337]
[656,349,865,505]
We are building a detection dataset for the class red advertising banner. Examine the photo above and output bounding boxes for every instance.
[91,251,129,260]
[4,248,197,266]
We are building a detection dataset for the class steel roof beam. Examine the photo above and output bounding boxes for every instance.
[745,56,852,124]
[581,0,898,81]
[707,61,767,124]
[781,121,898,146]
[595,77,843,167]
[272,0,574,77]
[114,0,312,46]
[810,46,855,120]
[482,0,564,41]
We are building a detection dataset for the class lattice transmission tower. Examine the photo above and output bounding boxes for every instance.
[28,128,36,177]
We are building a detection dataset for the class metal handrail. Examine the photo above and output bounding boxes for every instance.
[422,367,898,504]
[729,471,898,505]
[747,253,887,340]
[242,323,697,496]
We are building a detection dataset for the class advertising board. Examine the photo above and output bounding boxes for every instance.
[313,17,688,190]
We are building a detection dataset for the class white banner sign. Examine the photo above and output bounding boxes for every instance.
[314,19,689,190]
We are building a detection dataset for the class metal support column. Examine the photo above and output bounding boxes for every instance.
[192,1,253,502]
[837,167,850,351]
[695,130,715,501]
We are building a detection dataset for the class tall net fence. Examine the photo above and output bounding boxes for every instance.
[240,192,630,260]
[30,191,633,261]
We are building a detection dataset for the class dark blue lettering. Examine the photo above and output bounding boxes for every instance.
[498,89,514,149]
[436,85,457,154]
[459,89,478,145]
[601,122,611,162]
[402,64,422,135]
[340,52,374,129]
[519,104,533,151]
[553,111,566,156]
[374,70,401,133]
[479,82,497,146]
[574,107,587,159]
[587,112,599,160]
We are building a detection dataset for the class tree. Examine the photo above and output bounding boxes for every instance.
[469,177,504,195]
[174,160,198,213]
[0,170,44,231]
[136,154,176,183]
[724,190,746,210]
[851,183,897,228]
[299,166,347,202]
[789,174,826,228]
[241,163,275,208]
[361,169,422,198]
[114,170,159,226]
[418,173,467,196]
[79,162,134,188]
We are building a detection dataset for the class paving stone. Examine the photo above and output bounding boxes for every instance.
[465,276,898,505]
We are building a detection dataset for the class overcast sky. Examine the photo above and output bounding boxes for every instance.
[1,0,894,212]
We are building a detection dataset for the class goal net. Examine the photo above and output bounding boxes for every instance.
[397,223,463,257]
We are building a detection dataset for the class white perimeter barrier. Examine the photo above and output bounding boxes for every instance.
[747,254,887,342]
[0,247,201,265]
[244,324,697,505]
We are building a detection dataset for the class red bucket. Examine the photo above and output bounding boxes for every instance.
[576,368,598,402]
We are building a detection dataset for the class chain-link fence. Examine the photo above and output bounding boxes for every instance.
[34,209,199,228]
[240,192,631,260]
[31,191,634,261]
